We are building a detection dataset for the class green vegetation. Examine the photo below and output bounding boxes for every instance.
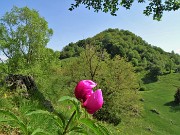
[106,73,180,135]
[0,6,53,73]
[62,45,140,125]
[60,28,180,82]
[70,0,180,20]
[174,87,180,104]
[0,6,180,135]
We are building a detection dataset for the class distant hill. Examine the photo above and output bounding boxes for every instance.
[60,28,180,73]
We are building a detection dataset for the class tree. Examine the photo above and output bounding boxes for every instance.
[69,0,180,20]
[132,58,139,66]
[165,58,174,73]
[94,55,140,125]
[0,6,53,71]
[142,57,147,67]
[64,44,107,82]
[143,65,162,83]
[63,45,140,125]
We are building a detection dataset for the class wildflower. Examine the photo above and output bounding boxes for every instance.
[75,80,103,114]
[83,89,103,114]
[75,80,96,102]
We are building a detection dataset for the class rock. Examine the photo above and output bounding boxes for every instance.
[5,74,54,112]
[150,109,160,114]
[5,74,37,95]
[140,98,145,102]
[146,127,152,132]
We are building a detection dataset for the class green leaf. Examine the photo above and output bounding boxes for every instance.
[58,96,81,119]
[79,118,102,135]
[0,109,28,134]
[96,123,111,135]
[52,112,65,128]
[0,109,20,122]
[68,126,87,134]
[0,119,15,124]
[69,126,83,131]
[26,110,51,116]
[26,110,64,129]
[31,128,51,135]
[72,130,88,135]
[70,126,82,131]
[58,96,78,104]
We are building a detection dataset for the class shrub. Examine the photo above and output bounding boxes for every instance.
[175,65,180,73]
[139,86,147,91]
[93,107,121,126]
[174,87,180,104]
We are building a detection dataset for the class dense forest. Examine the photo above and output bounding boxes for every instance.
[0,6,180,135]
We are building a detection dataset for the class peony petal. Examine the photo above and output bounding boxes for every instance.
[83,89,103,114]
[75,80,97,93]
[75,80,96,101]
[82,80,97,89]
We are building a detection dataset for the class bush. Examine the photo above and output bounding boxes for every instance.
[139,86,147,91]
[175,65,180,73]
[174,87,180,104]
[93,108,121,126]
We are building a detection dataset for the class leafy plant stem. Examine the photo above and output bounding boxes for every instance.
[62,110,76,135]
[85,108,87,118]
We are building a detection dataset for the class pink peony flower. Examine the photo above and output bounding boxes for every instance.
[83,89,103,114]
[75,80,103,114]
[75,80,97,102]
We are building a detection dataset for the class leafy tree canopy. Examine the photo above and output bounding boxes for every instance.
[69,0,180,20]
[0,6,53,71]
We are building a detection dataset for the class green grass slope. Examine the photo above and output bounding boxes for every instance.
[141,73,180,135]
[88,73,180,135]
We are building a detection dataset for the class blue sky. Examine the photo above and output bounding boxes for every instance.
[0,0,180,58]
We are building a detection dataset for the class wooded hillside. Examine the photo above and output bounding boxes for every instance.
[60,28,180,75]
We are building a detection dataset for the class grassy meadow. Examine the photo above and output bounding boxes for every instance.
[1,68,179,134]
[122,73,180,135]
[105,73,180,135]
[141,73,180,135]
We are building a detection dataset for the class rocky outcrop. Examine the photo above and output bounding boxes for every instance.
[5,74,54,112]
[5,74,37,95]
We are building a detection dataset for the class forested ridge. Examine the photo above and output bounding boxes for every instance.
[60,28,180,74]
